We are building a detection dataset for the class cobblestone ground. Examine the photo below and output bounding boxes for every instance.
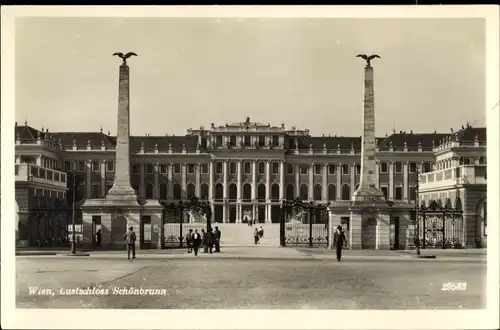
[16,256,485,309]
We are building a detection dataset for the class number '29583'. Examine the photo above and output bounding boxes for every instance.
[441,282,467,291]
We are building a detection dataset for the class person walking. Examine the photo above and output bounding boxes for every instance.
[124,226,137,261]
[95,229,102,248]
[258,226,264,239]
[254,228,260,245]
[186,229,193,253]
[214,226,221,252]
[192,229,202,256]
[333,225,346,262]
[201,228,209,253]
[207,227,215,254]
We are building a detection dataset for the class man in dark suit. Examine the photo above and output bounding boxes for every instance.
[192,229,202,256]
[206,227,215,254]
[124,226,137,261]
[333,225,346,262]
[214,226,221,252]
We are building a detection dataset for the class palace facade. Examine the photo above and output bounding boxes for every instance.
[14,119,487,248]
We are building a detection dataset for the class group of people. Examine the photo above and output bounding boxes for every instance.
[186,226,221,256]
[253,226,264,245]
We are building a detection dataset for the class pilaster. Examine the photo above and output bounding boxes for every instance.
[154,162,159,199]
[388,161,394,200]
[403,161,409,202]
[322,163,328,202]
[336,163,342,200]
[308,163,314,200]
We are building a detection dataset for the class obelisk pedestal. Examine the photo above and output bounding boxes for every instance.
[350,56,391,250]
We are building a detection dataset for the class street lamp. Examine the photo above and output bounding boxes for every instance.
[67,171,81,254]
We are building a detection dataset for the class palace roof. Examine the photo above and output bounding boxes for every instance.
[14,122,486,151]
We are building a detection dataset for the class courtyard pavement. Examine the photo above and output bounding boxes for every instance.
[15,247,486,309]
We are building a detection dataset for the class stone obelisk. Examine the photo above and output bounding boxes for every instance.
[352,54,385,203]
[107,52,138,203]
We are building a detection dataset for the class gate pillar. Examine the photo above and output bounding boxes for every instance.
[375,212,391,250]
[349,211,363,250]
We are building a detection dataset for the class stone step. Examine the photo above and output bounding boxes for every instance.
[212,223,280,247]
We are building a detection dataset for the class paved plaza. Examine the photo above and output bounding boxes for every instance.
[15,247,486,309]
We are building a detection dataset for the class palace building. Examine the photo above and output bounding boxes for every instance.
[15,119,487,248]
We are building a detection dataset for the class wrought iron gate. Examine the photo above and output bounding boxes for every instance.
[408,200,464,249]
[162,196,212,249]
[280,198,330,247]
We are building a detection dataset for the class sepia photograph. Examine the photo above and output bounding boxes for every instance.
[1,5,499,330]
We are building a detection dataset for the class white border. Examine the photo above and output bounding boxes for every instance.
[1,5,499,330]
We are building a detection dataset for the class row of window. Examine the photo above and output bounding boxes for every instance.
[82,182,416,202]
[214,135,281,147]
[66,160,432,176]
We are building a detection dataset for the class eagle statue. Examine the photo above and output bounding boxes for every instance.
[356,54,380,67]
[113,52,138,65]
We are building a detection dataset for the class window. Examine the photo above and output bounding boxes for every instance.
[272,162,279,175]
[145,183,154,199]
[258,162,266,174]
[272,136,279,147]
[328,165,336,175]
[342,164,349,175]
[409,162,417,173]
[313,184,322,200]
[409,186,417,201]
[380,162,388,173]
[79,160,86,171]
[395,162,402,173]
[174,164,181,174]
[244,162,251,174]
[381,186,388,199]
[160,183,168,199]
[188,164,195,174]
[173,183,182,199]
[341,184,351,200]
[244,136,251,147]
[314,164,322,175]
[423,162,431,173]
[215,162,223,174]
[145,164,153,174]
[328,184,336,200]
[216,136,223,146]
[229,162,237,174]
[132,164,140,174]
[92,161,100,172]
[106,161,114,172]
[201,184,209,200]
[300,165,308,175]
[64,160,71,171]
[229,135,236,146]
[395,186,403,200]
[160,164,167,174]
[187,183,196,198]
[287,164,294,175]
[299,184,308,200]
[201,164,209,174]
[356,164,361,175]
[258,136,266,147]
[91,182,100,198]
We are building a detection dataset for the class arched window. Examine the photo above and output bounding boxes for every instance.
[145,183,154,199]
[200,183,209,200]
[341,184,351,201]
[328,184,336,201]
[187,183,196,199]
[286,184,295,200]
[159,183,167,200]
[215,183,224,199]
[173,183,182,200]
[313,184,322,201]
[300,184,308,201]
[243,183,252,200]
[271,183,280,200]
[445,198,452,208]
[229,183,237,200]
[257,184,266,200]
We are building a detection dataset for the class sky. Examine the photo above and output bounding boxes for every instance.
[15,17,486,137]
